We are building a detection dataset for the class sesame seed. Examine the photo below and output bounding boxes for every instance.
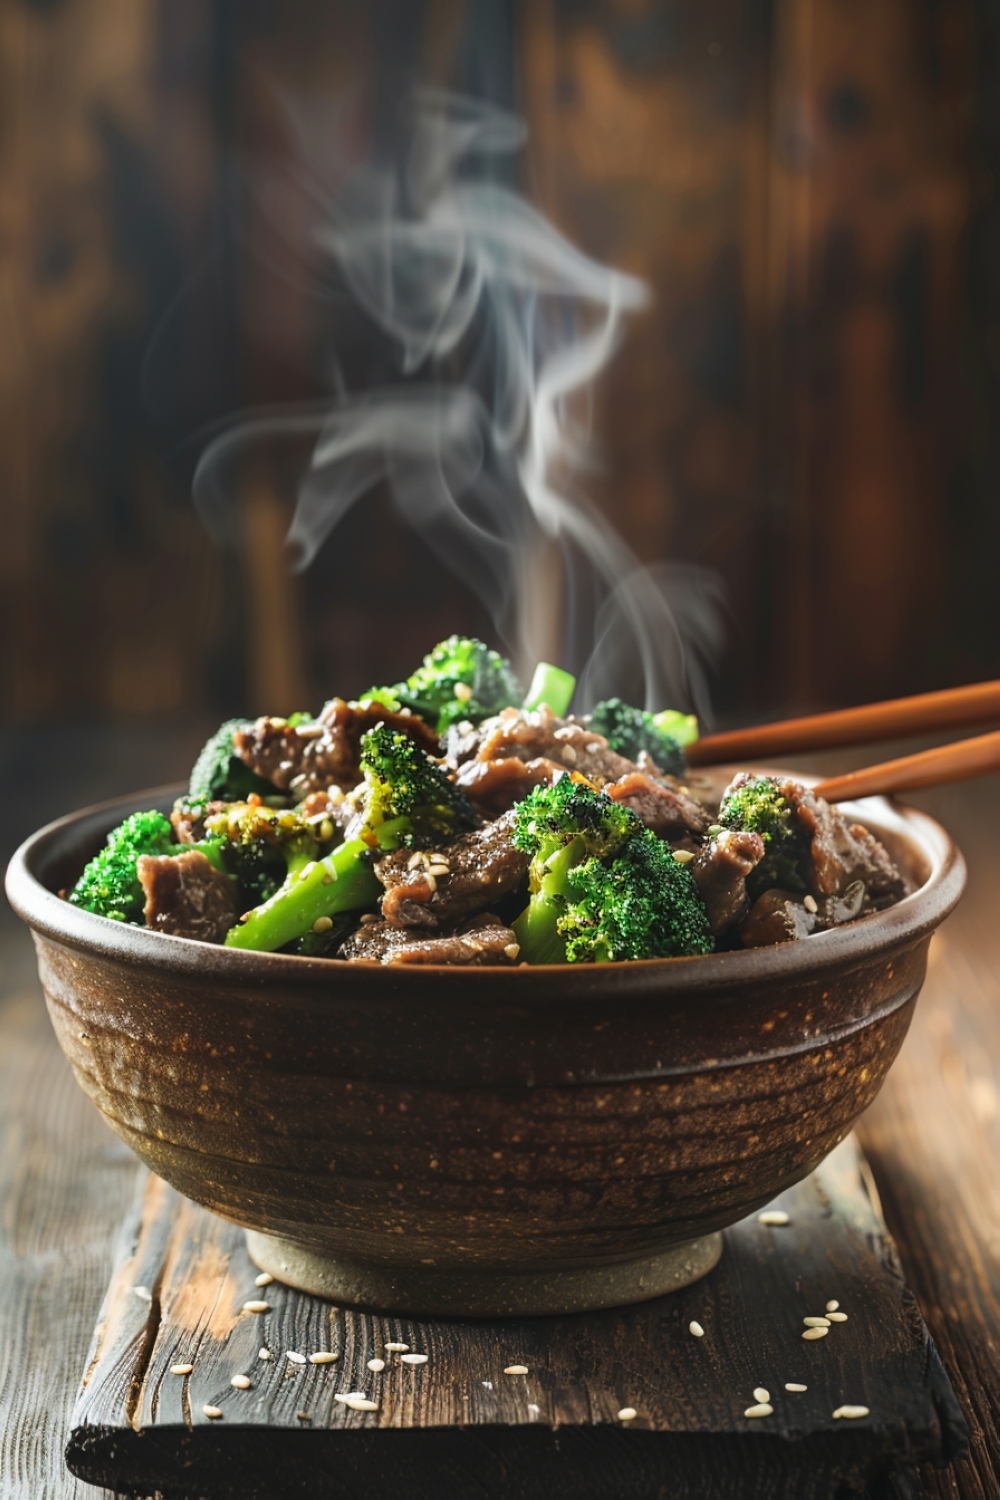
[758,1211,789,1226]
[827,1311,848,1322]
[309,1352,339,1364]
[296,1410,312,1421]
[832,1405,870,1419]
[202,1405,223,1420]
[319,819,334,842]
[707,824,723,836]
[617,1407,637,1421]
[561,745,578,765]
[785,1383,808,1392]
[255,1272,274,1287]
[423,872,438,893]
[313,916,334,933]
[286,1351,306,1364]
[427,865,450,878]
[825,1300,839,1312]
[803,894,819,913]
[503,1365,529,1376]
[744,1403,774,1418]
[803,1317,831,1328]
[672,849,695,863]
[504,942,520,960]
[242,1301,270,1313]
[298,861,317,881]
[408,852,423,869]
[454,682,474,702]
[231,1375,251,1390]
[802,1328,829,1341]
[401,1353,428,1365]
[345,1396,380,1411]
[258,1348,272,1360]
[367,1358,386,1372]
[384,1343,409,1352]
[295,723,323,738]
[754,1387,770,1403]
[689,1321,705,1338]
[170,1364,194,1376]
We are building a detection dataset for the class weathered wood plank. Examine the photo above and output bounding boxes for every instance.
[65,1136,965,1499]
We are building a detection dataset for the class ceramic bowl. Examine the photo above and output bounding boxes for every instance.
[5,773,964,1316]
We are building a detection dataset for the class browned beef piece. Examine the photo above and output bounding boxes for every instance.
[605,771,711,840]
[690,830,766,938]
[375,811,529,930]
[453,756,564,816]
[740,889,817,948]
[814,880,866,929]
[171,801,228,844]
[339,914,519,966]
[137,851,239,944]
[233,700,440,798]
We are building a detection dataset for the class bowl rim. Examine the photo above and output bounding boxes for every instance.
[5,773,966,999]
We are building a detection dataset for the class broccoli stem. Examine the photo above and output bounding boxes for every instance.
[224,816,409,952]
[511,838,587,965]
[523,662,576,717]
[652,708,699,747]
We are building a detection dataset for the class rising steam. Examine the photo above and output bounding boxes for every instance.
[194,89,722,717]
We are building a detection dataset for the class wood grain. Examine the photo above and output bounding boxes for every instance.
[63,1138,964,1499]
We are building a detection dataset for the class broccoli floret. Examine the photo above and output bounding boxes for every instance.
[718,775,807,898]
[225,728,477,953]
[511,778,713,963]
[363,636,523,734]
[588,698,690,778]
[188,720,279,802]
[69,810,176,923]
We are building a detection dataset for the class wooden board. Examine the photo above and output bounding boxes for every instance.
[65,1136,965,1500]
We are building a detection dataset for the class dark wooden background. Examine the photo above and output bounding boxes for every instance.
[0,0,998,727]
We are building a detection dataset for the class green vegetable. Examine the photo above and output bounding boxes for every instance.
[652,708,700,748]
[362,636,523,734]
[522,662,577,717]
[188,720,278,803]
[511,778,714,964]
[68,810,176,923]
[718,774,807,898]
[588,698,691,778]
[225,725,478,953]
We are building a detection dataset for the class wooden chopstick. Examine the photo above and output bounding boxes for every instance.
[813,729,1000,803]
[686,679,1000,767]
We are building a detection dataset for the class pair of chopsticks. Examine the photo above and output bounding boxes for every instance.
[685,680,1000,802]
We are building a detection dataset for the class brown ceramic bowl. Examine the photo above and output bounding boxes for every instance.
[6,772,964,1317]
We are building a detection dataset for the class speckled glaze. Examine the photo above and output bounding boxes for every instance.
[6,773,964,1315]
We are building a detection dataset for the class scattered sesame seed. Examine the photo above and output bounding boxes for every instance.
[503,1365,529,1376]
[504,942,520,959]
[754,1387,770,1403]
[231,1375,251,1390]
[454,682,474,702]
[561,745,578,765]
[424,872,438,893]
[832,1405,870,1420]
[345,1397,380,1411]
[785,1383,808,1392]
[298,861,317,881]
[408,852,423,869]
[309,1352,339,1364]
[367,1358,386,1372]
[296,1410,312,1421]
[169,1364,194,1376]
[803,894,819,913]
[258,1348,272,1361]
[401,1353,428,1365]
[334,1392,368,1403]
[286,1352,307,1364]
[242,1301,270,1313]
[803,1317,831,1328]
[384,1343,410,1352]
[758,1210,790,1226]
[313,916,334,933]
[617,1407,638,1421]
[827,1312,848,1322]
[672,849,695,863]
[744,1403,774,1418]
[202,1406,223,1420]
[427,864,450,878]
[825,1300,840,1312]
[802,1328,829,1341]
[255,1272,274,1287]
[689,1321,705,1338]
[707,824,723,836]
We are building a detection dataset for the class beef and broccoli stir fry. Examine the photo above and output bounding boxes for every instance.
[67,636,908,965]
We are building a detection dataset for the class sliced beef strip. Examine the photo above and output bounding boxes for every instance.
[814,880,866,930]
[375,811,530,930]
[605,771,711,840]
[453,756,564,816]
[339,914,519,966]
[137,851,239,945]
[233,700,440,798]
[776,778,907,904]
[740,888,818,948]
[690,829,766,939]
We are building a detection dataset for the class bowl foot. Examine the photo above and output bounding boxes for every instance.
[244,1230,723,1317]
